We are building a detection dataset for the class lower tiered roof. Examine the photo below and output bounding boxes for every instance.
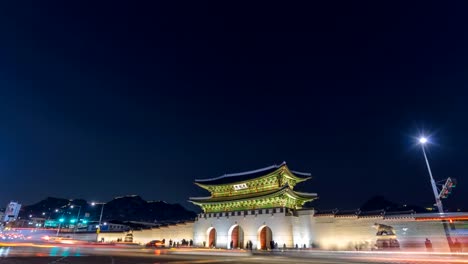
[190,185,317,203]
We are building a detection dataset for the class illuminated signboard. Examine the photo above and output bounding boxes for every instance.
[233,183,248,190]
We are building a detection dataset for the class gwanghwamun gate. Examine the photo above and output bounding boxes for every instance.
[98,162,468,251]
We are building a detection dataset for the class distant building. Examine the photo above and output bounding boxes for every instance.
[3,201,21,222]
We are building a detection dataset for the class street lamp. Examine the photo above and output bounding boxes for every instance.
[56,218,65,237]
[418,136,444,213]
[418,136,454,251]
[91,202,105,230]
[70,205,82,234]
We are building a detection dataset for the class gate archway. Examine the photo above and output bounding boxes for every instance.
[228,225,244,249]
[207,227,217,248]
[257,225,273,250]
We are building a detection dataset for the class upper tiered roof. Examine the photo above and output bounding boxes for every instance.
[194,162,310,186]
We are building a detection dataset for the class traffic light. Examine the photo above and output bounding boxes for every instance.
[59,218,65,223]
[82,220,88,224]
[439,177,457,199]
[448,178,457,188]
[70,219,76,223]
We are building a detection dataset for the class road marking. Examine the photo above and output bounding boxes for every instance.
[169,260,233,264]
[48,256,68,263]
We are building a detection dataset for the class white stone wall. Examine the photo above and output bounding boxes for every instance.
[293,209,315,248]
[385,219,450,251]
[97,222,194,245]
[313,216,381,250]
[194,209,457,251]
[312,216,453,251]
[194,208,295,249]
[93,210,465,252]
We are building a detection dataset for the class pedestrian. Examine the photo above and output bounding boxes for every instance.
[425,238,433,252]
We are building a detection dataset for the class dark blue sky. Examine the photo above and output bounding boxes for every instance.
[0,1,467,212]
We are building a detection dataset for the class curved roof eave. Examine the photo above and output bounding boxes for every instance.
[194,164,280,183]
[194,162,311,186]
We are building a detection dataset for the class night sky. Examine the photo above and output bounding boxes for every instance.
[0,1,467,212]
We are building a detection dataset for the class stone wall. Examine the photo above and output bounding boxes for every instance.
[386,219,449,251]
[97,222,194,245]
[194,208,295,249]
[292,209,315,248]
[313,216,383,250]
[91,210,467,252]
[312,215,453,251]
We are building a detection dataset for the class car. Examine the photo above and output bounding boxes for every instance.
[145,240,165,248]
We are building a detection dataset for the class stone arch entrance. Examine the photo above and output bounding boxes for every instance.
[207,227,217,248]
[257,225,273,250]
[228,225,244,249]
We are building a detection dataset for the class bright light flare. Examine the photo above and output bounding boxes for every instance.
[419,137,428,144]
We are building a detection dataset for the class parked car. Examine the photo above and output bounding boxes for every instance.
[145,240,165,248]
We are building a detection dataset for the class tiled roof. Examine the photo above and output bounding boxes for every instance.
[194,162,310,185]
[314,209,417,218]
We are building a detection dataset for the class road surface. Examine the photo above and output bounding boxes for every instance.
[0,243,467,263]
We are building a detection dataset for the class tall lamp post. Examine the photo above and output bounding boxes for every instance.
[418,137,444,213]
[55,209,65,237]
[91,202,105,230]
[70,205,82,235]
[56,218,64,237]
[418,136,452,251]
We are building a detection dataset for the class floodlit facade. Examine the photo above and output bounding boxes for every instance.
[190,162,317,249]
[96,162,467,251]
[189,162,466,251]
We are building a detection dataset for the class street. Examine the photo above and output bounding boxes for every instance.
[0,243,467,264]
